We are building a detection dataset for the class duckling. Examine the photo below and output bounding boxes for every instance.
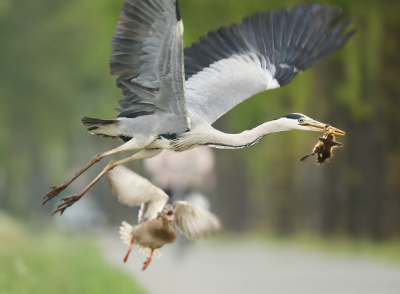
[300,125,343,166]
[107,165,222,271]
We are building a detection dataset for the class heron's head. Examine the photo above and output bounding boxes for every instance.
[280,113,345,135]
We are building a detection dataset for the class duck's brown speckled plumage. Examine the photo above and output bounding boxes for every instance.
[130,212,177,249]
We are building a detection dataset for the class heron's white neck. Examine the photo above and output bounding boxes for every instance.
[182,118,295,150]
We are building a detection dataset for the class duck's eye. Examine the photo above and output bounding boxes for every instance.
[298,118,305,123]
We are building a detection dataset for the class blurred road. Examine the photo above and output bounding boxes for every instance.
[99,231,400,294]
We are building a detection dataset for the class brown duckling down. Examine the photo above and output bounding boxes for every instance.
[107,165,222,271]
[300,125,343,165]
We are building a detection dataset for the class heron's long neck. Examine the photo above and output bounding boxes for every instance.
[198,119,292,149]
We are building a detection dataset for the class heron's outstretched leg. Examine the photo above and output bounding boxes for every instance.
[52,148,162,215]
[300,152,315,162]
[43,138,155,205]
[124,239,134,263]
[142,249,154,271]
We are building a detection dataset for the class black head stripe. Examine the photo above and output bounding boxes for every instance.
[284,114,304,120]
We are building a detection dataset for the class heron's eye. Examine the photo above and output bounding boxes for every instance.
[298,118,305,123]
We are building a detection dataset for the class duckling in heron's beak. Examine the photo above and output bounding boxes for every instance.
[300,125,344,166]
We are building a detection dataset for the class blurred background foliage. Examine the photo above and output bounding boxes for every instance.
[0,0,399,241]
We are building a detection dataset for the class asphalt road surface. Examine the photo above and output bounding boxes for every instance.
[100,231,400,294]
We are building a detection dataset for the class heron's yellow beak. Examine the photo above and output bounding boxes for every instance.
[327,126,346,136]
[302,121,346,136]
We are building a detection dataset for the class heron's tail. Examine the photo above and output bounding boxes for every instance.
[81,117,120,139]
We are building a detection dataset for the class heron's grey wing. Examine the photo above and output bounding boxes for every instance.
[106,165,169,223]
[173,201,222,239]
[184,5,355,125]
[110,0,189,129]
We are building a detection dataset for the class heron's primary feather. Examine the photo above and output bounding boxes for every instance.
[110,0,189,129]
[184,5,355,125]
[107,165,169,223]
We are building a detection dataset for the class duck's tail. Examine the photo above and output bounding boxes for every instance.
[119,221,135,246]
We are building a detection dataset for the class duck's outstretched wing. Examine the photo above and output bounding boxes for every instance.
[107,165,168,223]
[184,5,355,125]
[173,201,222,239]
[110,0,189,131]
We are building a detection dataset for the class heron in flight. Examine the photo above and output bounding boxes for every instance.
[43,0,353,214]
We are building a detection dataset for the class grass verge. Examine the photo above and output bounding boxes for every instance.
[0,212,147,294]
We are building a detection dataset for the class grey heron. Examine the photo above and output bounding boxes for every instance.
[43,0,354,214]
[107,165,222,270]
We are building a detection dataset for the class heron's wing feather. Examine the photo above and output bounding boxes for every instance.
[173,201,222,239]
[184,5,354,125]
[110,0,188,129]
[107,165,169,223]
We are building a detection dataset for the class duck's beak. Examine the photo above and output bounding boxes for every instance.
[302,120,346,136]
[166,210,174,221]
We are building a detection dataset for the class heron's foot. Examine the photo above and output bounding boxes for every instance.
[43,184,68,205]
[142,256,152,271]
[52,194,82,215]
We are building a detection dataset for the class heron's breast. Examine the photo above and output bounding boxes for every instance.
[148,135,179,151]
[148,133,197,152]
